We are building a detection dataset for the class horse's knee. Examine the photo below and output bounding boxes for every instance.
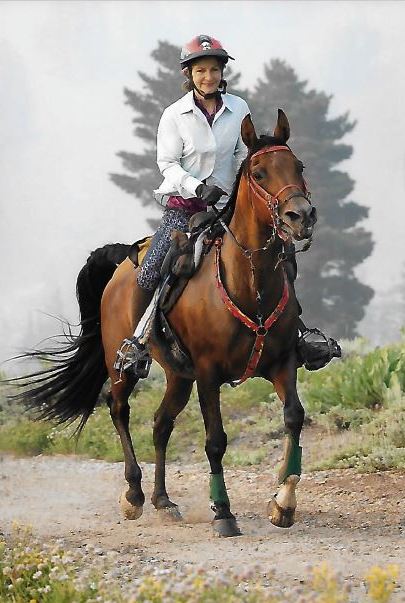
[205,431,227,461]
[284,401,305,432]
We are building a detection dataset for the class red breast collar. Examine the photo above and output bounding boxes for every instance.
[214,238,289,386]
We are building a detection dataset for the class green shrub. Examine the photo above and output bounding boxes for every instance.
[298,343,405,414]
[0,420,51,456]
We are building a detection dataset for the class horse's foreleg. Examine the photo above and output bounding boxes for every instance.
[151,374,193,521]
[108,378,145,520]
[197,376,241,537]
[270,356,305,528]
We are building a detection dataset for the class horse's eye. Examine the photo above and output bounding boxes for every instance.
[253,172,264,181]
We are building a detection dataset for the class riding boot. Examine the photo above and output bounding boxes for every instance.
[296,318,342,371]
[113,285,155,379]
[284,247,342,371]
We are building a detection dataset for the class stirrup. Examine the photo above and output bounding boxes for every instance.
[297,327,341,371]
[113,338,152,381]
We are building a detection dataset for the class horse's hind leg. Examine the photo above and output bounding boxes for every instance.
[101,257,146,518]
[108,376,145,520]
[269,356,305,528]
[151,373,193,521]
[197,374,241,537]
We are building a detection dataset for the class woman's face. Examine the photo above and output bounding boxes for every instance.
[191,57,222,96]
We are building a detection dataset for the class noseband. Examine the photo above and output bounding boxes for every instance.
[248,145,311,241]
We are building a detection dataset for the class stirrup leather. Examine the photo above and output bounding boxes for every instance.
[113,338,152,380]
[297,327,341,371]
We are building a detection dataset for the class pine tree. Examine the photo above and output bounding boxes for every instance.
[249,60,373,338]
[111,46,374,338]
[110,41,244,228]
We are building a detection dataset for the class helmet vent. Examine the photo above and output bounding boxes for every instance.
[198,35,212,48]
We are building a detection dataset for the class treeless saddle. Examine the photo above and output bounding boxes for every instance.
[154,217,221,376]
[128,214,219,376]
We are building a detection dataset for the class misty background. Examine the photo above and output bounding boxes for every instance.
[1,0,404,367]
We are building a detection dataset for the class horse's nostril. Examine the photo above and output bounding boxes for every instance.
[285,211,301,222]
[309,207,317,224]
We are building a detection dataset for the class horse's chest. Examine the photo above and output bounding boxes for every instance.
[209,320,288,378]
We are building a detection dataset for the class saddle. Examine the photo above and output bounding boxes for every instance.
[128,212,221,376]
[160,213,216,312]
[152,214,221,376]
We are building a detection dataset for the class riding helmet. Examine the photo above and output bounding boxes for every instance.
[180,35,234,69]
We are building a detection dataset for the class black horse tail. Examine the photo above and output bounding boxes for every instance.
[7,243,131,434]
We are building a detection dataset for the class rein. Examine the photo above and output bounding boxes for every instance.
[212,144,310,386]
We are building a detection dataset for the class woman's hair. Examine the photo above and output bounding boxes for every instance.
[182,58,227,93]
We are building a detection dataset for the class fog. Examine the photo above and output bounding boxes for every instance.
[1,0,404,366]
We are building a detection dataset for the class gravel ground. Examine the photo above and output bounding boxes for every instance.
[0,453,404,600]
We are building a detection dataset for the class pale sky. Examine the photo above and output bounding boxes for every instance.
[1,0,404,362]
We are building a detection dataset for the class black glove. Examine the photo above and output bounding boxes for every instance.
[195,184,226,207]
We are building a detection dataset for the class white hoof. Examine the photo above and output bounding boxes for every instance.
[268,474,301,528]
[119,490,143,520]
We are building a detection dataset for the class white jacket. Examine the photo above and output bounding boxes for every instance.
[153,91,250,209]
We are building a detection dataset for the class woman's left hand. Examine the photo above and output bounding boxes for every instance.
[196,184,227,206]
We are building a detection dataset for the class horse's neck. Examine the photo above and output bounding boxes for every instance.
[221,175,284,305]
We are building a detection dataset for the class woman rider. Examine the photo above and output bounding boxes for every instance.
[120,34,341,376]
[119,34,250,372]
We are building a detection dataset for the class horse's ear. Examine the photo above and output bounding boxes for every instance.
[241,114,258,149]
[273,109,290,143]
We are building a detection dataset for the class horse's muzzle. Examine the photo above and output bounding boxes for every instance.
[281,203,317,241]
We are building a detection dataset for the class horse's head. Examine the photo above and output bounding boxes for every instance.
[241,110,317,241]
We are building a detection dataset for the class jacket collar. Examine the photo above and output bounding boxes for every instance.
[179,91,233,114]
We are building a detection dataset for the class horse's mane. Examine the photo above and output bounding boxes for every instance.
[223,134,286,220]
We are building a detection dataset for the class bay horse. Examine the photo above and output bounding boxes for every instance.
[9,110,316,537]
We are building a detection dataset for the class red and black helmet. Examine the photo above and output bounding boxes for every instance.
[180,35,234,69]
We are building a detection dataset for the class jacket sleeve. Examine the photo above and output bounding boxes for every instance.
[233,101,250,170]
[156,109,203,197]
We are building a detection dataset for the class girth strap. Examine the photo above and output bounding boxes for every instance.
[214,239,289,386]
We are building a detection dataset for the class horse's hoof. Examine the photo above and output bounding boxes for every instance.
[120,490,143,520]
[268,496,295,528]
[157,505,183,523]
[212,517,242,538]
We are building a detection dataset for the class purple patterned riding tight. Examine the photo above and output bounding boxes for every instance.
[137,208,191,291]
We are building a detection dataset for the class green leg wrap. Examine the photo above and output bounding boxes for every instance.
[209,472,230,506]
[278,434,302,485]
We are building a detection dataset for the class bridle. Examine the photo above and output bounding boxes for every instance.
[247,145,312,242]
[213,144,312,260]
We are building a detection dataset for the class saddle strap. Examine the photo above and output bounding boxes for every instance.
[214,239,289,386]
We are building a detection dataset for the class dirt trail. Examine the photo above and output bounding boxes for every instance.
[1,454,404,599]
